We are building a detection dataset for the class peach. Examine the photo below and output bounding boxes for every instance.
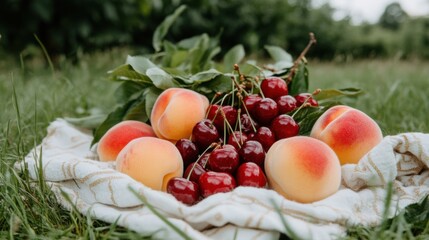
[116,137,183,191]
[265,136,341,203]
[310,105,383,165]
[151,88,209,142]
[97,120,156,162]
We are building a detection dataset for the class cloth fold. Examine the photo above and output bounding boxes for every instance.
[16,119,429,239]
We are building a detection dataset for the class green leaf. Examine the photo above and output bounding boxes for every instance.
[177,35,204,49]
[123,96,148,122]
[126,56,157,74]
[264,45,293,63]
[197,74,232,94]
[315,88,364,101]
[223,45,245,72]
[273,60,294,70]
[402,196,429,233]
[288,62,309,95]
[239,62,262,76]
[91,100,136,146]
[114,81,147,104]
[108,64,152,84]
[146,67,176,89]
[292,102,338,135]
[65,114,107,130]
[190,69,222,84]
[152,5,187,52]
[145,87,162,121]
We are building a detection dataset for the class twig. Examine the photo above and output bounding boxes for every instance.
[286,32,317,84]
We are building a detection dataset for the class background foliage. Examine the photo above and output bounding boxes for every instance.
[0,0,428,61]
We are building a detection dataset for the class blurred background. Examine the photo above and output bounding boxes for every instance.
[1,0,428,63]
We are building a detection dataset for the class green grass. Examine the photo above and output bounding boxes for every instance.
[1,50,429,239]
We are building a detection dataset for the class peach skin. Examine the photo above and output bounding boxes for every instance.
[151,88,209,142]
[116,137,183,191]
[265,136,341,203]
[310,105,383,165]
[97,120,156,162]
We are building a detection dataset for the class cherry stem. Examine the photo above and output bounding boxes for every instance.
[234,64,245,84]
[286,32,317,85]
[186,143,218,180]
[239,98,258,132]
[237,108,243,133]
[220,108,241,148]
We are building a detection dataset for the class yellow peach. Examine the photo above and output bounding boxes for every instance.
[265,136,341,203]
[116,137,183,191]
[151,88,209,142]
[310,105,383,165]
[97,120,156,162]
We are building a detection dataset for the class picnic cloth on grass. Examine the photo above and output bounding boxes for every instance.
[16,119,429,239]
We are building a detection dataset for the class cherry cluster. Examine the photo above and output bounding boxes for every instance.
[167,75,319,205]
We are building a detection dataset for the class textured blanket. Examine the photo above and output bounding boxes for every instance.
[16,119,429,239]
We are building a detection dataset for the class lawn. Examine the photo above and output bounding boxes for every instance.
[1,49,429,239]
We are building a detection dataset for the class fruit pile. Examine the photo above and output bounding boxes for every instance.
[96,62,383,205]
[167,74,319,205]
[90,25,383,205]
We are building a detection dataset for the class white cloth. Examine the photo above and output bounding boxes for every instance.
[16,119,429,239]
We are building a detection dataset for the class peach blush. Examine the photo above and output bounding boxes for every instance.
[116,137,183,191]
[265,136,341,203]
[97,120,156,162]
[150,88,209,142]
[310,105,383,165]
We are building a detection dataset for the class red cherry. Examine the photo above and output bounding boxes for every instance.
[276,95,297,114]
[251,127,276,152]
[192,119,220,150]
[167,177,200,205]
[184,162,207,183]
[236,162,267,188]
[242,94,262,116]
[175,139,199,168]
[270,115,300,140]
[253,98,279,125]
[199,171,236,198]
[227,131,248,149]
[207,105,238,132]
[208,144,240,173]
[260,77,288,100]
[198,152,210,168]
[239,114,259,133]
[294,93,319,107]
[239,140,266,168]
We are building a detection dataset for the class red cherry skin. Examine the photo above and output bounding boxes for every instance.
[270,115,300,140]
[294,93,319,107]
[276,95,297,114]
[242,94,262,116]
[260,77,288,100]
[236,162,267,188]
[239,114,259,133]
[207,105,238,132]
[208,144,240,173]
[227,131,248,149]
[199,171,236,198]
[167,177,200,205]
[251,127,276,152]
[175,139,199,168]
[192,119,220,150]
[239,140,266,168]
[198,152,210,168]
[184,162,207,183]
[253,98,279,125]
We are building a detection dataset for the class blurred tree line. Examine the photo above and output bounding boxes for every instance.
[0,0,428,61]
